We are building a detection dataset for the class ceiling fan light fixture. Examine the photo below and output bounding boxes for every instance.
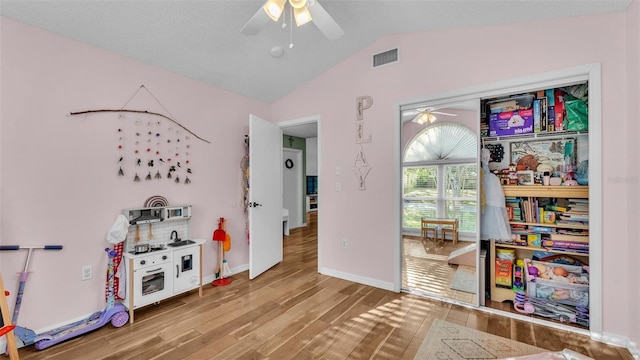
[289,0,307,9]
[263,0,286,21]
[294,6,313,26]
[412,111,437,125]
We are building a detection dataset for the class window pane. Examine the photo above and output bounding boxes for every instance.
[404,122,477,162]
[403,199,436,228]
[402,123,478,234]
[403,167,437,197]
[445,164,478,198]
[446,200,477,233]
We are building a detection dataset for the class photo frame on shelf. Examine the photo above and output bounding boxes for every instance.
[510,138,576,173]
[516,170,535,185]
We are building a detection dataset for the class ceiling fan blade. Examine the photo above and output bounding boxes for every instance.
[402,108,422,117]
[307,1,344,40]
[241,7,270,35]
[431,111,458,117]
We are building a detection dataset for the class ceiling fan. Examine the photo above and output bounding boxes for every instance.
[404,108,458,125]
[241,0,344,41]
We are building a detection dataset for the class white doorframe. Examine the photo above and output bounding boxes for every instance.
[394,63,602,338]
[283,148,304,229]
[277,115,321,272]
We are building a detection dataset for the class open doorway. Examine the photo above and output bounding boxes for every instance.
[279,117,319,239]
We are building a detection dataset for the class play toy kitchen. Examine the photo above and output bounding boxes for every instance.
[121,204,203,323]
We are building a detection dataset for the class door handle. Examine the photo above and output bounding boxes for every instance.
[176,264,179,278]
[249,202,263,207]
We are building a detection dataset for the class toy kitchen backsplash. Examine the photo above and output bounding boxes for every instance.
[122,205,191,252]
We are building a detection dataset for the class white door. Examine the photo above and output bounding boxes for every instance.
[249,114,283,279]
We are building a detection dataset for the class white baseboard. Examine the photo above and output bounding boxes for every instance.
[599,332,639,359]
[203,264,248,284]
[319,267,395,292]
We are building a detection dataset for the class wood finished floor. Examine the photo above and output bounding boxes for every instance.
[16,213,633,360]
[402,236,476,304]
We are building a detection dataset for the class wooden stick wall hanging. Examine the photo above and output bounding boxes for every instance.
[69,85,210,184]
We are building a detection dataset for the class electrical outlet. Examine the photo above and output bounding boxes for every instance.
[335,182,341,192]
[341,239,348,248]
[81,265,93,280]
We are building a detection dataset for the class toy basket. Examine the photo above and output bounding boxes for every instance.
[526,260,589,307]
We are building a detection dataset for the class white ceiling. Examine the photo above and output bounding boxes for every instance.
[1,0,632,107]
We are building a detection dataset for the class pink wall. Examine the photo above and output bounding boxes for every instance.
[625,0,640,347]
[272,11,638,346]
[0,18,269,330]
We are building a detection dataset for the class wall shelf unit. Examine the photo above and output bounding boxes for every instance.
[489,185,590,305]
[306,194,318,212]
[502,185,588,199]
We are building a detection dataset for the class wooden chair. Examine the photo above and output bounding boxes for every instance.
[440,218,459,245]
[421,218,439,245]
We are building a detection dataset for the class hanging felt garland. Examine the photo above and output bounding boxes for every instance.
[117,127,124,176]
[154,120,162,179]
[133,119,142,182]
[184,135,192,185]
[174,128,182,184]
[166,126,173,179]
[144,121,154,181]
[70,85,209,185]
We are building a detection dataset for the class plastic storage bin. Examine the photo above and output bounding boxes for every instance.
[526,261,589,307]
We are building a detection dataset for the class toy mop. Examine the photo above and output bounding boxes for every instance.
[212,218,232,286]
[33,248,129,350]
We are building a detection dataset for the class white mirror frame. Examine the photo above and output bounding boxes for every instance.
[393,63,602,339]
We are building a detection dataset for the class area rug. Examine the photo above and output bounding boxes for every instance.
[450,265,476,294]
[414,319,546,360]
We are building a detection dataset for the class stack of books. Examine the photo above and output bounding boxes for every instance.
[488,99,520,114]
[557,198,589,225]
[541,231,589,253]
[505,197,522,222]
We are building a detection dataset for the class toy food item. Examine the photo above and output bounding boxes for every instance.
[553,267,568,277]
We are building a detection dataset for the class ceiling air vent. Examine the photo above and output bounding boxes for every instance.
[372,48,398,68]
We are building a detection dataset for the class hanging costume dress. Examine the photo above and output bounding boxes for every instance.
[480,164,512,241]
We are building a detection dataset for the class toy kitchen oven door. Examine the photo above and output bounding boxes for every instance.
[130,252,173,308]
[128,247,200,309]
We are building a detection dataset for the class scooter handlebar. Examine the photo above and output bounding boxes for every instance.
[0,245,63,250]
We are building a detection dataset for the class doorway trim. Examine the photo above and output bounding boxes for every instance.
[277,114,321,272]
[394,63,602,338]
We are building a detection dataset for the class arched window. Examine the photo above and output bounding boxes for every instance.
[403,122,478,233]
